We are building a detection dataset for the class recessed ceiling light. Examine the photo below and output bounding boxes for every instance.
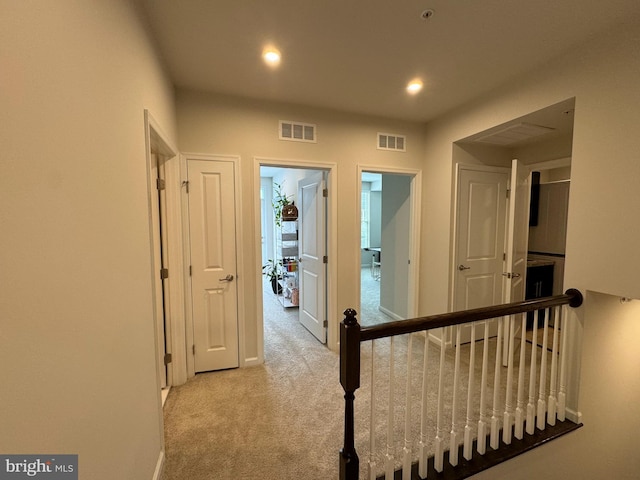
[406,79,423,95]
[262,47,281,67]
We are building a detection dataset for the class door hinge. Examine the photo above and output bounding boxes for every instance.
[156,178,166,190]
[323,255,328,264]
[164,353,172,365]
[182,180,190,193]
[192,345,195,355]
[160,268,169,279]
[506,188,511,199]
[323,320,328,327]
[503,252,506,261]
[323,188,328,197]
[189,265,192,276]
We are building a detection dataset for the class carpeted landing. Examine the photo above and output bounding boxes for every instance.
[162,277,549,479]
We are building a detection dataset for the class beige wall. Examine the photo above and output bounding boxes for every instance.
[420,19,640,479]
[0,1,176,479]
[177,90,425,357]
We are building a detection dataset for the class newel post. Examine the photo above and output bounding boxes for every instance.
[339,308,361,480]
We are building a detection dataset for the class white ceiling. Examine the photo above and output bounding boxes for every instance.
[137,0,640,123]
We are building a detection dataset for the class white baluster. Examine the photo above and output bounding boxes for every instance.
[490,317,503,449]
[558,306,568,422]
[537,310,550,430]
[434,329,447,472]
[419,330,431,478]
[402,334,413,480]
[368,340,377,480]
[477,320,490,455]
[503,315,517,445]
[385,337,395,480]
[463,323,476,461]
[548,308,560,426]
[449,325,462,466]
[526,310,539,435]
[514,314,527,440]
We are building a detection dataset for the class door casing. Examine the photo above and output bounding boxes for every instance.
[254,157,338,354]
[356,165,422,321]
[144,110,188,389]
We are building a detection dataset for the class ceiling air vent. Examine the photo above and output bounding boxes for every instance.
[377,133,406,152]
[473,123,555,146]
[279,120,317,143]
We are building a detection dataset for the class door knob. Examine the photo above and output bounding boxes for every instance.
[458,265,471,271]
[218,274,234,282]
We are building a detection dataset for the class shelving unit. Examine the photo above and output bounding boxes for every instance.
[276,219,299,308]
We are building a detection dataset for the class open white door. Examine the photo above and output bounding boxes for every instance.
[298,171,327,343]
[504,159,531,303]
[453,166,509,343]
[502,159,531,365]
[187,158,239,372]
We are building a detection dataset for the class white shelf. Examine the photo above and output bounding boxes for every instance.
[276,219,299,308]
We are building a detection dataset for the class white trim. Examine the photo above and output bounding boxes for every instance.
[152,450,164,480]
[145,111,188,387]
[254,157,339,352]
[356,164,422,321]
[179,154,195,378]
[143,111,183,461]
[527,156,571,171]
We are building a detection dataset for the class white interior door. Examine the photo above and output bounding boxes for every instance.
[187,158,239,372]
[501,159,532,364]
[298,171,327,343]
[454,166,509,342]
[504,159,531,303]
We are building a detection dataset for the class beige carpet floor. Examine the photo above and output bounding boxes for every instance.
[161,276,553,480]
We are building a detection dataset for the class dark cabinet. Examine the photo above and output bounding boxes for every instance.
[526,263,554,327]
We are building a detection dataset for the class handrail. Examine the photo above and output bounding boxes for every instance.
[338,288,583,480]
[359,288,583,342]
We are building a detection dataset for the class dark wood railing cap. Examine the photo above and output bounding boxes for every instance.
[343,308,358,326]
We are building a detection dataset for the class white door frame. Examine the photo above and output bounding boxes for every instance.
[181,153,244,376]
[356,165,422,320]
[144,110,188,388]
[254,157,338,353]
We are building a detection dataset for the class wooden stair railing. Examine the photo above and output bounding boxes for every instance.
[339,289,583,480]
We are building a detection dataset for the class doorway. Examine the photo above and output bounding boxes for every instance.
[451,99,574,346]
[358,167,421,326]
[259,165,329,347]
[144,110,188,398]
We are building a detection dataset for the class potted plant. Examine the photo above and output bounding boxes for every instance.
[273,182,297,226]
[262,259,283,294]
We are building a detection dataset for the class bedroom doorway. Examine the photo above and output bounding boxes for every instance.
[358,167,421,326]
[259,164,330,348]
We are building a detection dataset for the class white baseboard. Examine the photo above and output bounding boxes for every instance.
[378,305,403,321]
[152,450,165,480]
[565,407,583,424]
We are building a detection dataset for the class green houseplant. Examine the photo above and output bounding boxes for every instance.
[262,258,283,294]
[273,182,293,227]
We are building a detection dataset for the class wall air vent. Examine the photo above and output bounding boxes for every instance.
[279,120,317,143]
[377,133,406,152]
